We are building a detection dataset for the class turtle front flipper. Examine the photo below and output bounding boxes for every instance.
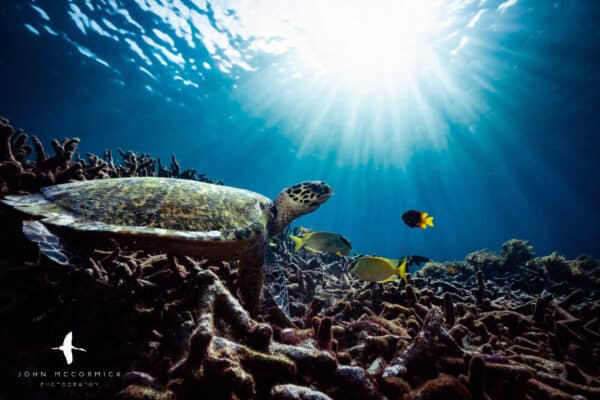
[263,256,296,328]
[264,248,290,318]
[239,242,296,326]
[237,236,266,316]
[22,221,76,266]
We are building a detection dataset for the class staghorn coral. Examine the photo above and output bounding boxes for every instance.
[0,117,84,194]
[467,356,486,400]
[407,374,471,400]
[3,230,599,400]
[117,385,175,400]
[270,384,333,400]
[0,117,221,198]
[442,292,455,327]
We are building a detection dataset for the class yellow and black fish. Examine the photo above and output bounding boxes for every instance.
[405,255,430,265]
[402,210,434,229]
[349,256,409,283]
[389,255,430,268]
[290,231,352,255]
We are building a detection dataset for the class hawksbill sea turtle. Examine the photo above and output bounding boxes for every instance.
[1,177,333,315]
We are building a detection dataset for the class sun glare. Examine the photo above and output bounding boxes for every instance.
[298,1,444,83]
[233,0,492,167]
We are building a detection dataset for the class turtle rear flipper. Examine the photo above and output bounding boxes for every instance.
[22,221,76,266]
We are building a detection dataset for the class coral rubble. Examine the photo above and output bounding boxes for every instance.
[0,119,599,399]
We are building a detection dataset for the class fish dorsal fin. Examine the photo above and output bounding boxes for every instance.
[339,235,352,247]
[369,256,396,267]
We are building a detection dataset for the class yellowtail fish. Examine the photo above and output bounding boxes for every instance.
[290,231,352,255]
[402,210,434,229]
[349,256,409,283]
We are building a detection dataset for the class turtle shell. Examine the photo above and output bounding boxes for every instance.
[2,177,273,242]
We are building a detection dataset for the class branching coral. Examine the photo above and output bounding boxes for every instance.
[0,117,221,198]
[0,117,83,194]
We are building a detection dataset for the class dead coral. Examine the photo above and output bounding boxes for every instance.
[407,374,471,400]
[117,385,175,400]
[0,117,83,194]
[0,117,221,198]
[3,231,599,400]
[467,356,486,400]
[270,384,333,400]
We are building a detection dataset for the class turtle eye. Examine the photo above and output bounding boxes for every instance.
[312,182,332,199]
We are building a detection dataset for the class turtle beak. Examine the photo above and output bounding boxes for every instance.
[321,190,333,201]
[317,182,334,201]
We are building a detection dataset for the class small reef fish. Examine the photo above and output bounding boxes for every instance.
[349,256,409,283]
[384,256,429,282]
[290,231,352,255]
[402,210,434,229]
[388,255,430,269]
[293,226,313,235]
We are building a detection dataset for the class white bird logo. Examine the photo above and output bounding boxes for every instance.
[52,331,87,365]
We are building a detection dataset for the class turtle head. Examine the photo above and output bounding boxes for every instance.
[268,181,333,236]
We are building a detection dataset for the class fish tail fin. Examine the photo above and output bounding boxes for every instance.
[22,220,72,266]
[426,215,434,227]
[419,212,433,229]
[397,257,408,283]
[289,235,304,252]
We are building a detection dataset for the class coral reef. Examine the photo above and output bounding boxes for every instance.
[0,117,83,195]
[465,249,505,275]
[0,117,221,197]
[1,119,599,399]
[501,239,535,269]
[2,228,598,399]
[465,239,535,274]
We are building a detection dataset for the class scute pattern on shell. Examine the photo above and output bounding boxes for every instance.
[12,177,272,241]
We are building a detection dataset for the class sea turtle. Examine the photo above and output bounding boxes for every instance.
[0,177,333,315]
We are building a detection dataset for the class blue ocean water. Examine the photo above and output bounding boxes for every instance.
[0,0,598,262]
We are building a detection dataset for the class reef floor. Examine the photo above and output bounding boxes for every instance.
[0,118,599,400]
